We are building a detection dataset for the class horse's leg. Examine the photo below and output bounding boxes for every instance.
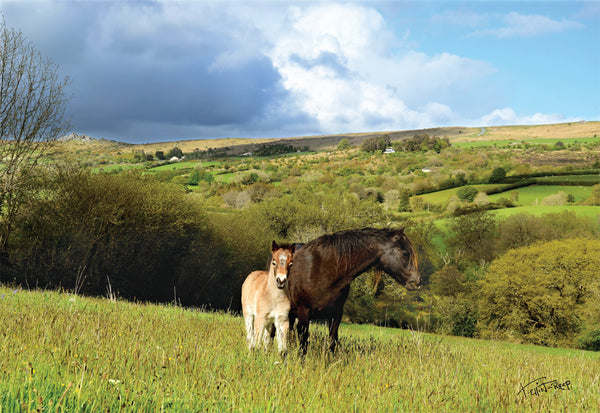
[244,313,255,350]
[328,315,342,353]
[296,307,311,356]
[261,318,274,350]
[275,314,289,356]
[328,286,350,353]
[288,313,296,337]
[254,315,267,351]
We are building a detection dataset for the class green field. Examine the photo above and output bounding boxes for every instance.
[417,185,506,204]
[535,175,600,185]
[1,287,598,412]
[491,205,600,220]
[91,164,145,173]
[148,161,202,171]
[488,185,592,206]
[417,184,593,208]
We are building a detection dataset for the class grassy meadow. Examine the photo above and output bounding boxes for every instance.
[1,287,599,412]
[487,185,592,205]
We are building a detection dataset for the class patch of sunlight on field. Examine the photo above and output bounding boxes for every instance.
[2,287,599,412]
[491,205,600,220]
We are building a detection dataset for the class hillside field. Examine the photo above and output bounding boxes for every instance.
[1,287,599,412]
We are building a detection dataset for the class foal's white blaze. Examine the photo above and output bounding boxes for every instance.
[275,254,289,289]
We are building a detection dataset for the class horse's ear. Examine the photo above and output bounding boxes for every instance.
[390,228,405,243]
[272,240,279,251]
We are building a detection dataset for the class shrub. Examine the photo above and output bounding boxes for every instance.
[488,167,506,183]
[478,239,600,348]
[448,211,497,263]
[457,186,478,202]
[167,147,183,159]
[337,139,351,150]
[576,329,600,351]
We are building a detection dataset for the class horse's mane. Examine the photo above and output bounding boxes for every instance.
[306,227,418,270]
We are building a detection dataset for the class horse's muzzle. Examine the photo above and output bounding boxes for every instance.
[405,280,421,290]
[276,277,287,289]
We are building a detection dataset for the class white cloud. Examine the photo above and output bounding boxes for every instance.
[431,10,489,28]
[267,3,496,133]
[477,107,580,127]
[472,12,585,38]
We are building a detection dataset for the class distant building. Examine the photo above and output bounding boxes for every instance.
[383,147,396,154]
[422,167,432,173]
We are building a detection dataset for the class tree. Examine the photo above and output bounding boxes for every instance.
[478,239,600,348]
[448,211,497,263]
[456,186,478,202]
[360,135,390,152]
[488,167,506,183]
[167,147,183,159]
[0,19,70,263]
[337,138,350,150]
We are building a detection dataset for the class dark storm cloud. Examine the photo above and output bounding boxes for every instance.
[1,1,305,142]
[71,53,282,128]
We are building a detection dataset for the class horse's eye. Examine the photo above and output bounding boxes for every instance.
[288,262,293,267]
[272,261,276,266]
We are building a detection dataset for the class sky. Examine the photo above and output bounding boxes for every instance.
[0,1,598,144]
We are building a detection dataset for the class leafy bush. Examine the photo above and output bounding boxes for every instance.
[456,186,478,202]
[576,329,600,351]
[251,192,386,240]
[488,167,506,183]
[337,139,351,150]
[478,239,600,348]
[448,212,497,263]
[167,147,183,159]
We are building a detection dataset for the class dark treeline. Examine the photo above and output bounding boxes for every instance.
[2,168,271,309]
[393,134,451,153]
[253,143,309,156]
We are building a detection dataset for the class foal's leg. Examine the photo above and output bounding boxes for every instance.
[259,317,274,350]
[244,314,256,350]
[254,315,268,350]
[275,314,289,356]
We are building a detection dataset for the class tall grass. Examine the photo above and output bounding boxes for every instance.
[1,286,598,412]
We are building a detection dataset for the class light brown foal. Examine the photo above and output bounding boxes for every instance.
[241,241,295,355]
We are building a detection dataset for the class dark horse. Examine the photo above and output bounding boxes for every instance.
[287,227,420,354]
